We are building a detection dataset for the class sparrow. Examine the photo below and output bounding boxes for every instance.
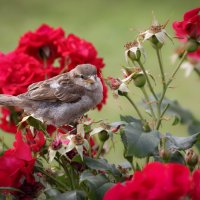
[0,64,103,126]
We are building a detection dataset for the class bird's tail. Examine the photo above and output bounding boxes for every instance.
[0,94,21,107]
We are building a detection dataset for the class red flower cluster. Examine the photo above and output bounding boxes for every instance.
[0,107,19,133]
[25,129,46,152]
[104,162,200,200]
[173,8,200,41]
[0,24,107,133]
[0,132,35,189]
[173,8,200,64]
[16,24,65,64]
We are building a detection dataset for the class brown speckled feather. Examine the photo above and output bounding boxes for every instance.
[22,73,85,103]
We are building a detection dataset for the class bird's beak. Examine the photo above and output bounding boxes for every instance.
[85,75,97,84]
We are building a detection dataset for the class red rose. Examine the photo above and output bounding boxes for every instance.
[0,107,18,134]
[0,132,35,188]
[25,129,46,152]
[104,162,190,200]
[58,34,104,70]
[16,24,65,64]
[173,8,200,41]
[0,52,44,95]
[188,47,200,61]
[0,52,60,96]
[58,34,107,110]
[191,169,200,200]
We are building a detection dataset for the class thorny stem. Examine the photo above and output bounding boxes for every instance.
[155,104,170,130]
[155,48,166,89]
[137,60,158,101]
[125,94,145,123]
[155,51,187,130]
[141,87,156,120]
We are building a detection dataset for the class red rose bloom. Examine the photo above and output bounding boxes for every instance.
[173,8,200,41]
[58,34,107,109]
[0,132,35,188]
[25,129,46,152]
[191,170,200,200]
[58,34,104,70]
[104,162,190,200]
[0,107,18,134]
[16,24,65,64]
[0,52,59,96]
[188,47,200,61]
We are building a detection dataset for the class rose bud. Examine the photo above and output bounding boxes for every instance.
[51,138,62,150]
[185,149,199,167]
[124,40,145,63]
[133,73,146,88]
[159,148,171,160]
[106,77,122,90]
[118,83,129,96]
[98,130,109,142]
[140,19,171,49]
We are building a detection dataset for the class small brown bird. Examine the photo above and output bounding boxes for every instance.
[0,64,103,126]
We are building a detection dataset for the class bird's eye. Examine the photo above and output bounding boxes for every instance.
[80,74,87,79]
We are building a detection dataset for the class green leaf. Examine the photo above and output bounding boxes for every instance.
[165,132,200,151]
[45,188,61,198]
[120,115,141,124]
[27,116,46,131]
[84,157,121,177]
[121,122,160,158]
[52,190,86,200]
[80,171,114,200]
[188,121,200,150]
[172,115,181,126]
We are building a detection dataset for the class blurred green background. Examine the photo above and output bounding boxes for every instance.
[0,0,199,163]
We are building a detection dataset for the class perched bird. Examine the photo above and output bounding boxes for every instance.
[0,64,103,126]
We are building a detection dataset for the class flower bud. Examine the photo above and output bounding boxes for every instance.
[143,123,151,132]
[159,148,171,160]
[51,139,62,150]
[140,19,170,49]
[124,41,144,63]
[118,83,129,96]
[133,74,146,88]
[149,35,164,49]
[185,149,199,167]
[98,130,109,142]
[106,77,122,90]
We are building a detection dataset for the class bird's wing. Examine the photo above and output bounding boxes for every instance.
[23,74,85,103]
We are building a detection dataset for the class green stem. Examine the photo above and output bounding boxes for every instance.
[96,141,105,159]
[125,94,145,122]
[155,51,187,130]
[137,60,158,101]
[59,156,75,190]
[87,135,92,157]
[141,87,156,119]
[36,166,66,192]
[155,48,166,89]
[155,104,170,130]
